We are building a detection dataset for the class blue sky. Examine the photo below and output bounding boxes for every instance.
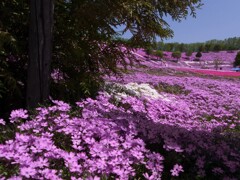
[164,0,240,43]
[122,0,240,43]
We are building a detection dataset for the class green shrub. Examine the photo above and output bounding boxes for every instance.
[154,82,190,95]
[172,51,181,61]
[213,44,222,52]
[155,50,163,60]
[145,47,153,56]
[233,51,240,67]
[0,31,26,120]
[185,50,193,57]
[195,51,202,58]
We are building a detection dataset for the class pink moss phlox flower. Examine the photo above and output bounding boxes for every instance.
[170,164,184,176]
[40,169,61,180]
[51,68,64,83]
[1,60,240,179]
[0,118,5,125]
[10,109,28,123]
[143,173,156,180]
[7,176,22,180]
[52,100,71,111]
[86,176,100,180]
[212,167,224,175]
[20,166,37,178]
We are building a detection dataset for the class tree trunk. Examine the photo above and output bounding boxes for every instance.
[27,0,54,108]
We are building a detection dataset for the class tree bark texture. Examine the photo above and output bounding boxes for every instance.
[27,0,54,108]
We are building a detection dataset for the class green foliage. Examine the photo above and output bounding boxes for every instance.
[233,51,240,67]
[0,31,18,56]
[0,1,29,52]
[0,31,26,119]
[213,44,222,52]
[0,158,19,178]
[49,158,72,180]
[154,82,190,95]
[145,47,153,56]
[0,124,19,178]
[185,50,193,57]
[155,50,163,59]
[0,31,19,98]
[0,1,29,117]
[172,51,181,60]
[0,123,18,144]
[156,37,240,52]
[198,44,205,52]
[177,43,186,52]
[51,0,202,102]
[52,132,75,152]
[133,164,150,179]
[0,0,203,107]
[204,43,212,52]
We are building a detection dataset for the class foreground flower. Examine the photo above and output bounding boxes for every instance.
[20,166,37,178]
[170,164,184,176]
[0,60,240,179]
[0,119,5,125]
[10,109,28,123]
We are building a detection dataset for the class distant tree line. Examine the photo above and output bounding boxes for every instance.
[156,37,240,52]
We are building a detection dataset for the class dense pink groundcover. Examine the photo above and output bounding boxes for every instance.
[0,50,240,179]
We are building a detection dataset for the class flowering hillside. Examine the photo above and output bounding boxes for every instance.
[165,50,238,62]
[0,56,240,180]
[133,49,240,71]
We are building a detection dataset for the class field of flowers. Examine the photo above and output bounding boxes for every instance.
[0,56,240,179]
[175,67,240,77]
[162,50,238,63]
[134,49,240,71]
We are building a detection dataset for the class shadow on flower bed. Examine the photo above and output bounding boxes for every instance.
[0,93,239,180]
[108,94,240,180]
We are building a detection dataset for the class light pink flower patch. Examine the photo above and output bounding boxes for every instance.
[0,119,5,125]
[170,164,184,176]
[10,109,28,123]
[20,166,37,178]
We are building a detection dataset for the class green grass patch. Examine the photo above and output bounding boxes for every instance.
[52,132,75,152]
[154,82,191,95]
[0,158,19,178]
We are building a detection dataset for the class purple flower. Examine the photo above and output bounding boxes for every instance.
[170,164,184,176]
[20,167,37,178]
[0,119,5,125]
[8,176,22,180]
[10,109,28,123]
[0,59,240,180]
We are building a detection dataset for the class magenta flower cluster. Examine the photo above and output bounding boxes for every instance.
[0,95,165,179]
[170,164,184,176]
[9,109,28,123]
[106,68,240,179]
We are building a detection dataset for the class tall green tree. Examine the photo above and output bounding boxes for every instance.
[185,50,193,57]
[145,47,153,58]
[172,51,181,62]
[233,51,240,67]
[1,0,203,109]
[213,44,222,52]
[47,0,203,105]
[155,50,163,60]
[0,1,29,118]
